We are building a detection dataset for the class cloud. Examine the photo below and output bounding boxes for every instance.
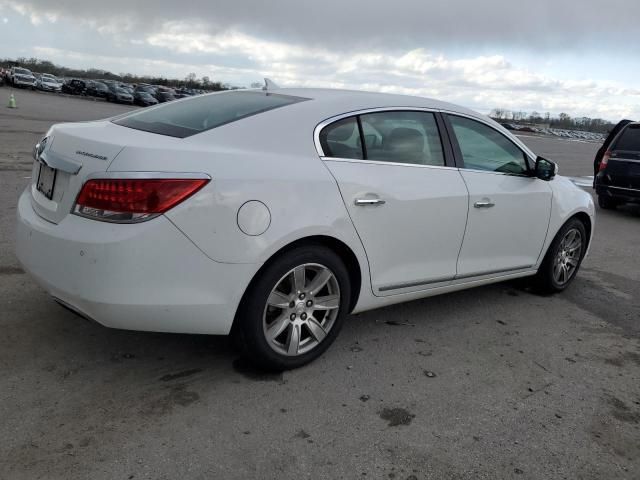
[2,0,640,119]
[3,0,640,53]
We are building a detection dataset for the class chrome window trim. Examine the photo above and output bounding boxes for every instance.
[457,167,535,179]
[313,106,537,173]
[313,106,442,158]
[322,157,460,171]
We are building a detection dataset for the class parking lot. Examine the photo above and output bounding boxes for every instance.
[1,88,639,480]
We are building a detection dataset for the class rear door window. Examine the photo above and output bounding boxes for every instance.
[114,91,309,138]
[359,111,445,166]
[614,124,640,151]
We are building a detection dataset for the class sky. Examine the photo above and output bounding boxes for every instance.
[0,0,639,120]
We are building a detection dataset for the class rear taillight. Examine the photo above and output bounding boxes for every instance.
[73,178,209,223]
[599,151,611,171]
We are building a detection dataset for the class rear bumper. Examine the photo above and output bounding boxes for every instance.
[596,184,640,203]
[15,188,257,335]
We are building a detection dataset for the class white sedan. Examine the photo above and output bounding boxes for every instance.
[16,87,595,370]
[36,74,62,93]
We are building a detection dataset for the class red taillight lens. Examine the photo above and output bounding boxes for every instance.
[599,151,611,171]
[73,178,209,223]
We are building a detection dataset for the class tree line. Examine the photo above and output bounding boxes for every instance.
[490,108,616,134]
[1,57,232,91]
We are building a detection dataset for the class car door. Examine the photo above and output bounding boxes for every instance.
[444,114,552,278]
[318,110,469,296]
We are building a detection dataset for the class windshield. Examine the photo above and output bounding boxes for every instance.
[15,68,31,75]
[113,91,309,138]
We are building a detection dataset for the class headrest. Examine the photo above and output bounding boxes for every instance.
[385,128,424,153]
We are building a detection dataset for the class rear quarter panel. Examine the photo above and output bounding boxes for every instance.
[106,116,372,306]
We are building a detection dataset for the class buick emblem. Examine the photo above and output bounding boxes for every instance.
[34,136,48,161]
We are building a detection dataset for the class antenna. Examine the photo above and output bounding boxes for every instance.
[263,78,280,91]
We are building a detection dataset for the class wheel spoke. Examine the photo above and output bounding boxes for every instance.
[307,268,333,295]
[267,314,290,340]
[306,318,327,342]
[293,266,306,293]
[553,262,562,281]
[267,290,290,309]
[286,324,301,355]
[313,294,340,310]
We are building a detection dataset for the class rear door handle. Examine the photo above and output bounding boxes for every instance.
[474,200,495,208]
[355,198,386,206]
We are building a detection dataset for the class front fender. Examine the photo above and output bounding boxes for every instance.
[537,176,595,265]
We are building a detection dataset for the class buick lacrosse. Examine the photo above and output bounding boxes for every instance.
[16,86,595,369]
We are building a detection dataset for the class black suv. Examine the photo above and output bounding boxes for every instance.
[594,120,640,209]
[62,79,86,95]
[85,80,109,98]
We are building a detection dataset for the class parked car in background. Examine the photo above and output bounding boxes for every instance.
[9,67,37,89]
[106,83,134,104]
[85,80,109,98]
[594,121,640,209]
[593,119,634,185]
[134,89,159,106]
[62,79,87,95]
[15,88,595,370]
[118,84,135,95]
[155,87,176,103]
[174,88,193,99]
[36,74,62,92]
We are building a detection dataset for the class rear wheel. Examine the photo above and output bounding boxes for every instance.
[533,218,587,293]
[236,245,351,371]
[598,194,619,210]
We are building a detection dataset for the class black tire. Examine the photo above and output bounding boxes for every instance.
[235,244,351,371]
[598,195,618,210]
[533,218,587,294]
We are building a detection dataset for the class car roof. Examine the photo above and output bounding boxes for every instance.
[186,87,535,159]
[267,87,480,118]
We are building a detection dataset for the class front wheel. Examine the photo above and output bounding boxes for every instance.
[533,218,587,293]
[235,245,351,371]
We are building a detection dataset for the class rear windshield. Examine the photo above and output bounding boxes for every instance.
[614,124,640,151]
[113,91,309,138]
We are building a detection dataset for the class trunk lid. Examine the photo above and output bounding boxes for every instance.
[29,121,134,224]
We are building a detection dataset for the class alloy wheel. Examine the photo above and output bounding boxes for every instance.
[553,228,583,285]
[262,263,341,356]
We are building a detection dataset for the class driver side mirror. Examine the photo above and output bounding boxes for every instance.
[534,156,558,181]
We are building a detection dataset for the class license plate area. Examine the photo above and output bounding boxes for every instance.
[36,163,57,200]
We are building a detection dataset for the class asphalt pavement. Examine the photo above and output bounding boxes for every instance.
[1,88,638,480]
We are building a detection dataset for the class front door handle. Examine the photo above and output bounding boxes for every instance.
[355,198,386,206]
[474,200,495,208]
